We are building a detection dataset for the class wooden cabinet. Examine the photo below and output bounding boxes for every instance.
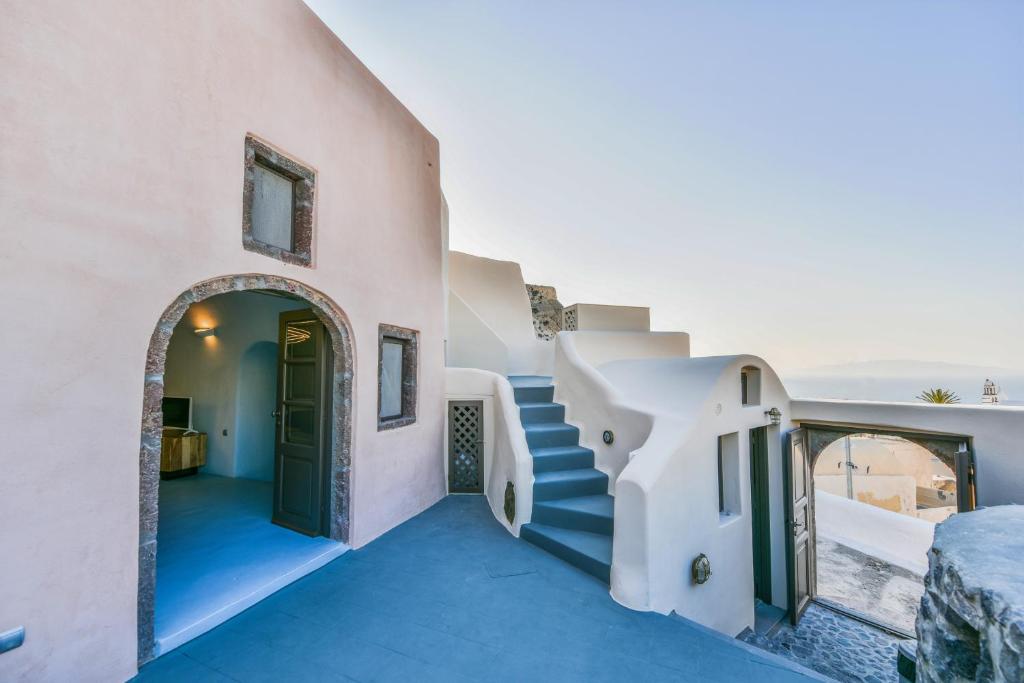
[160,429,207,479]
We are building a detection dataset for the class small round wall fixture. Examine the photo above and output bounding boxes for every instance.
[603,430,615,445]
[691,553,712,585]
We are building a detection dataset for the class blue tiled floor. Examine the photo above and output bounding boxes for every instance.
[136,496,825,682]
[155,475,346,656]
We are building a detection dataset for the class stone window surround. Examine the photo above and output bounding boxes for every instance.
[242,135,315,267]
[136,274,354,665]
[377,324,418,431]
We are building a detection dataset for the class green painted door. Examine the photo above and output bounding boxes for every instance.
[749,426,772,604]
[273,310,327,536]
[785,428,815,624]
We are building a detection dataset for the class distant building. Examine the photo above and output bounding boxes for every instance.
[982,378,1001,404]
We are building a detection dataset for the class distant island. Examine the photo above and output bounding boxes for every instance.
[782,360,1024,405]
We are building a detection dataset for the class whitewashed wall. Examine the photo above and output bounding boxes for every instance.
[0,1,445,679]
[447,251,553,376]
[605,355,791,636]
[565,303,650,332]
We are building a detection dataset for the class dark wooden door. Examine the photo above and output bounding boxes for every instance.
[749,426,772,604]
[448,401,484,493]
[955,446,976,512]
[785,428,815,624]
[273,310,327,536]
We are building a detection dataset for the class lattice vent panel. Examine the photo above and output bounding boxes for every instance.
[448,402,483,492]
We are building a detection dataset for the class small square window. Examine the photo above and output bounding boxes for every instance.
[378,324,418,430]
[252,163,294,251]
[718,432,741,519]
[242,136,314,266]
[741,366,761,406]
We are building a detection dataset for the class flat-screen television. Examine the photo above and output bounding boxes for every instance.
[162,396,193,430]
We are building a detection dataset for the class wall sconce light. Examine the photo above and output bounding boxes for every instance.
[194,327,217,338]
[603,430,615,445]
[765,407,782,426]
[691,553,712,585]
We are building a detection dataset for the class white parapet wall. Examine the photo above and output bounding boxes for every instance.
[553,331,689,489]
[815,490,934,576]
[445,367,534,534]
[447,251,553,376]
[791,399,1024,507]
[447,291,509,377]
[562,303,650,332]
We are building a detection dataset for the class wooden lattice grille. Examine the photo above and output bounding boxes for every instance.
[448,401,484,493]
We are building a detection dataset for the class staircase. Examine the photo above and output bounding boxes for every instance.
[510,376,613,583]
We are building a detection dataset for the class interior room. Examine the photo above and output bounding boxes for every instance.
[154,290,348,656]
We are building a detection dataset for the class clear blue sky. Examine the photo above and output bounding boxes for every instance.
[306,1,1023,373]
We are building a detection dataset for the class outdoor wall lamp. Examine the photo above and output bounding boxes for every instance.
[765,407,782,426]
[691,553,712,585]
[193,327,217,338]
[603,430,615,445]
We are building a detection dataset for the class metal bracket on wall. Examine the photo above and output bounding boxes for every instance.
[0,626,25,655]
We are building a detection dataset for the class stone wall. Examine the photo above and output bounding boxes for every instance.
[526,284,563,340]
[916,506,1024,682]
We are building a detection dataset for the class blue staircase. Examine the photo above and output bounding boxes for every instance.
[510,376,613,583]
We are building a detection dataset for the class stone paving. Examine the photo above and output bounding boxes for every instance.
[740,603,905,683]
[817,537,923,634]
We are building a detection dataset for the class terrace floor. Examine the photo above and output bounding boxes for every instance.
[136,495,823,682]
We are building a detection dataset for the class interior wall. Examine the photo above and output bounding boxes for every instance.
[235,341,279,481]
[164,291,306,478]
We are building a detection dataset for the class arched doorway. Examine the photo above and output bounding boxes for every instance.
[788,424,973,635]
[136,274,354,664]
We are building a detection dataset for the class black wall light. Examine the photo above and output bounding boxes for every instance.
[603,430,614,445]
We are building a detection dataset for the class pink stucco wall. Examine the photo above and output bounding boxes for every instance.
[0,1,445,680]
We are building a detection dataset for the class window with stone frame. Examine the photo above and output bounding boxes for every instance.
[242,135,315,266]
[378,324,418,430]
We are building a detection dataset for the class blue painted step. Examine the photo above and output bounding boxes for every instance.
[517,402,565,424]
[525,423,580,449]
[513,385,555,404]
[530,445,595,473]
[532,494,614,535]
[508,375,615,585]
[533,468,608,501]
[520,524,612,583]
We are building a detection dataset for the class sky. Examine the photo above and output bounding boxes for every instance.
[305,1,1023,375]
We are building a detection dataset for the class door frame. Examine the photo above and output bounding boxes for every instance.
[135,275,355,665]
[785,421,975,628]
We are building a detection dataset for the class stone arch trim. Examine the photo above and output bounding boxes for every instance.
[805,426,960,473]
[137,274,355,664]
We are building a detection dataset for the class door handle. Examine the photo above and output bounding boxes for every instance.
[791,521,804,534]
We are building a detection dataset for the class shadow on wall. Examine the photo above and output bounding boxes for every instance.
[235,341,278,481]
